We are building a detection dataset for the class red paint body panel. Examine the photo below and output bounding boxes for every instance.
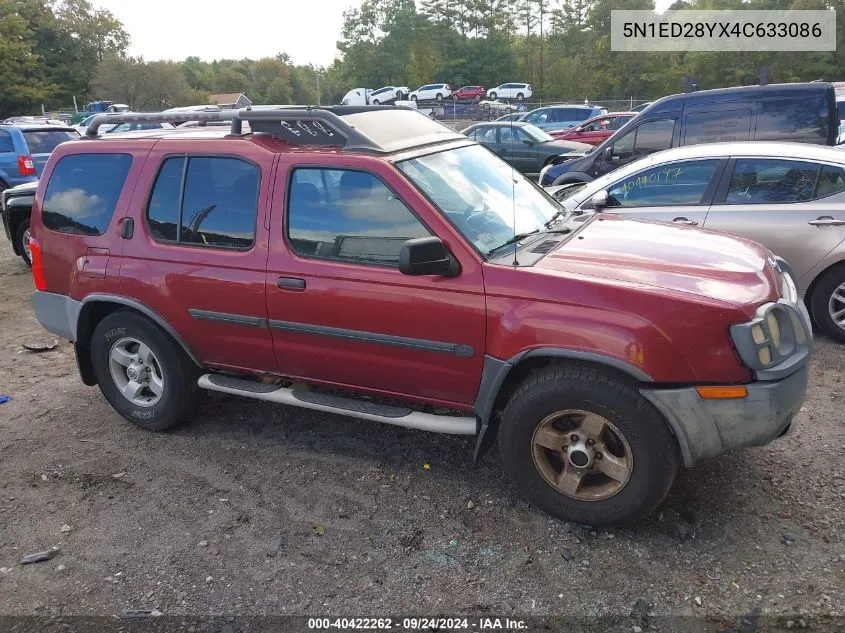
[30,129,788,413]
[117,138,278,374]
[266,153,486,407]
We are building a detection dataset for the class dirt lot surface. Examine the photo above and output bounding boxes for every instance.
[0,232,843,632]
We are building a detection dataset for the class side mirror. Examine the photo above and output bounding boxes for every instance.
[522,139,534,146]
[591,190,609,210]
[399,237,459,277]
[602,146,613,161]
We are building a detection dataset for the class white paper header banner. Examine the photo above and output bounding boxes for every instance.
[611,10,836,52]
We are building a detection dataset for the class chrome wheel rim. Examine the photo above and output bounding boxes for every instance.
[531,409,633,501]
[829,282,845,330]
[22,227,32,262]
[109,337,164,407]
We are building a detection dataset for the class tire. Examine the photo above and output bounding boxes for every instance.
[489,92,497,100]
[516,93,524,101]
[474,94,481,102]
[411,95,417,102]
[810,265,845,342]
[91,310,204,431]
[372,99,380,105]
[436,93,443,102]
[15,218,32,266]
[498,363,680,526]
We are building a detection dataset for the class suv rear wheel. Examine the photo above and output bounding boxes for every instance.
[810,265,845,342]
[15,219,32,266]
[489,91,497,100]
[91,310,204,430]
[499,363,679,526]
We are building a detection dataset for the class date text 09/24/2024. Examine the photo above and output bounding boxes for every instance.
[307,618,527,630]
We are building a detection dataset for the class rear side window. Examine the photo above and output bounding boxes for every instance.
[146,156,259,249]
[755,96,827,142]
[22,129,78,154]
[42,153,132,236]
[0,131,13,153]
[725,159,819,204]
[815,164,845,198]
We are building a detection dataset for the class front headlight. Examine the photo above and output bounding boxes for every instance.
[730,301,809,374]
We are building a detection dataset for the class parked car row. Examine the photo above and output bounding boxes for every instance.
[20,106,811,529]
[345,82,535,104]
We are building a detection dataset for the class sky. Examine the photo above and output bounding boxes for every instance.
[91,0,676,67]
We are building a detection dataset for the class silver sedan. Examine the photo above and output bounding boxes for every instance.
[547,141,845,342]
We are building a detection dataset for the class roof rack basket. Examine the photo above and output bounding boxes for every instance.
[83,106,420,153]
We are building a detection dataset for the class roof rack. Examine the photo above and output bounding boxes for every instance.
[82,105,451,154]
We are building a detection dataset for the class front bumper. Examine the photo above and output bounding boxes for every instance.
[640,361,809,468]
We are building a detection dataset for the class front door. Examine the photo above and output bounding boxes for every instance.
[705,157,845,281]
[584,158,726,226]
[593,118,677,179]
[264,157,486,409]
[498,126,538,173]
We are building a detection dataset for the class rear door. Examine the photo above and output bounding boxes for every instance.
[705,157,845,281]
[119,143,278,374]
[21,128,80,176]
[583,158,726,226]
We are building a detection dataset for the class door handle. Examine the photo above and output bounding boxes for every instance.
[673,217,698,226]
[277,277,306,290]
[808,217,845,227]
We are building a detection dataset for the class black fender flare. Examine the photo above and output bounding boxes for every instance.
[471,349,652,463]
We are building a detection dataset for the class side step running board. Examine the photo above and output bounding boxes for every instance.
[198,374,477,435]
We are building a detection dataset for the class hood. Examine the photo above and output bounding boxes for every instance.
[541,139,591,154]
[534,214,778,309]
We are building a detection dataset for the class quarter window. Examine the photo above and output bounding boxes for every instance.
[287,168,429,266]
[605,159,720,208]
[42,153,132,236]
[725,159,819,204]
[146,156,259,249]
[815,164,845,199]
[0,131,13,152]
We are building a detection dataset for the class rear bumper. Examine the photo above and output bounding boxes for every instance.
[641,362,809,468]
[31,291,80,342]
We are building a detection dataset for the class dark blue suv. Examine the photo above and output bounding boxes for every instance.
[0,122,79,193]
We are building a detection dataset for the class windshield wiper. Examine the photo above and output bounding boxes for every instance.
[488,230,540,255]
[487,227,572,256]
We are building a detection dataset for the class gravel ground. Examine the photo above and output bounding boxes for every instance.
[0,232,843,632]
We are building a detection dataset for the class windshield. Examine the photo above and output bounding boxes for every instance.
[22,129,79,154]
[520,124,554,142]
[397,144,563,256]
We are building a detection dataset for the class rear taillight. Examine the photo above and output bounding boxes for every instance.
[29,237,47,290]
[17,155,36,176]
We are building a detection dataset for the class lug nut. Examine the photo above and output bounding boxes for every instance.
[595,453,603,460]
[570,434,579,442]
[586,438,596,446]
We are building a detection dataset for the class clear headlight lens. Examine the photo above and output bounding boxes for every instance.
[766,311,781,348]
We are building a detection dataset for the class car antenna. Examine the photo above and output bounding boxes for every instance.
[511,117,519,267]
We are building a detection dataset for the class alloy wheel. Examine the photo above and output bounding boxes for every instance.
[22,227,32,263]
[531,409,633,501]
[109,337,165,407]
[829,281,845,331]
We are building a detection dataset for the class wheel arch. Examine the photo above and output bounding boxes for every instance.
[472,349,653,463]
[551,171,593,186]
[803,256,845,323]
[75,296,202,385]
[5,200,33,256]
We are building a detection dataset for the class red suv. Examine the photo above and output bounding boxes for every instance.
[451,86,485,102]
[28,107,812,526]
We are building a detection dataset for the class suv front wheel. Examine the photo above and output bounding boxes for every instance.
[499,363,679,526]
[91,310,204,430]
